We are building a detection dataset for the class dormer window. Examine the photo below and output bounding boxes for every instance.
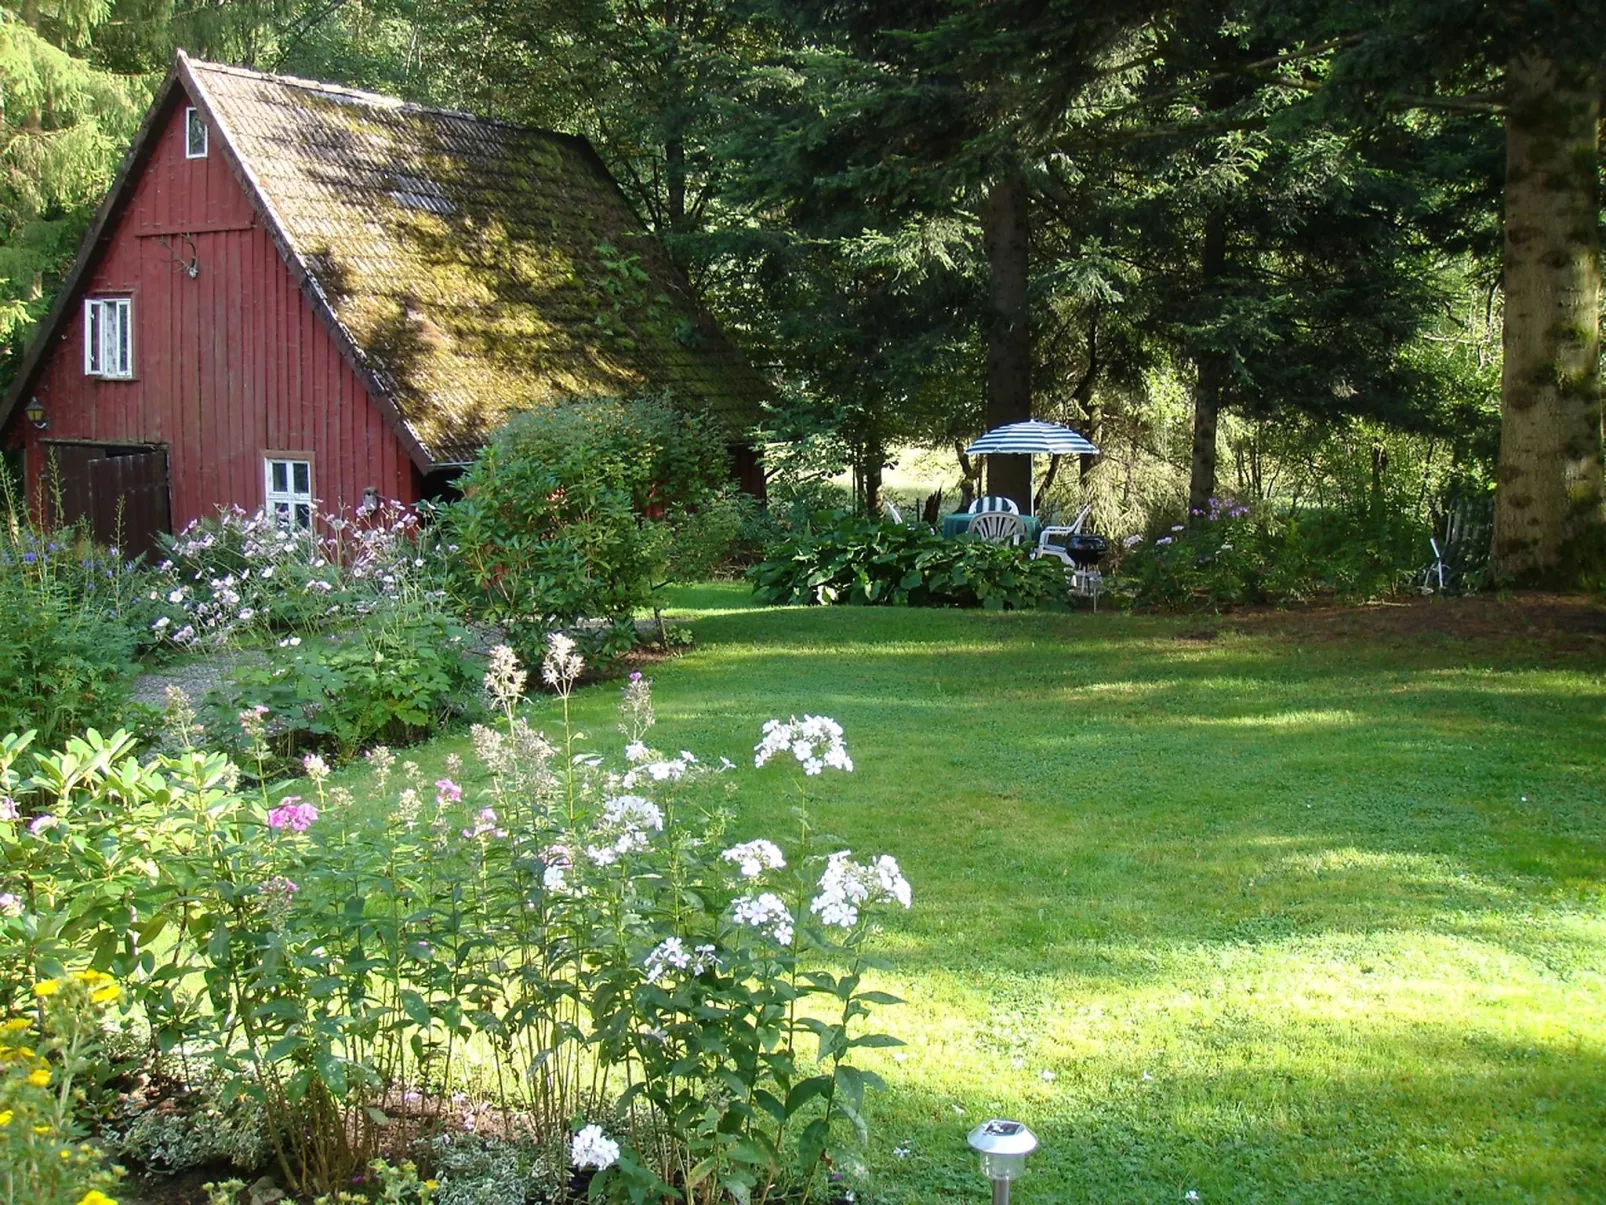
[83,297,133,378]
[185,107,208,158]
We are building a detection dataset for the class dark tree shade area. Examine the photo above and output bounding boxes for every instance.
[2,0,1602,584]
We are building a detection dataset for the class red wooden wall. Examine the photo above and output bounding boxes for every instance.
[7,84,420,532]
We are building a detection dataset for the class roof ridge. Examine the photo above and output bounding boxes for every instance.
[182,54,569,138]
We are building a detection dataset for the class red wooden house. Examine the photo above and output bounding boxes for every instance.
[0,53,767,555]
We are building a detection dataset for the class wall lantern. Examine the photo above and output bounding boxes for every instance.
[24,397,47,430]
[967,1119,1038,1205]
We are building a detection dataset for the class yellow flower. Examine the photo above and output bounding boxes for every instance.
[28,1067,50,1087]
[77,1193,119,1205]
[0,1109,12,1126]
[0,1017,29,1032]
[89,983,120,1005]
[32,978,62,998]
[34,1124,51,1134]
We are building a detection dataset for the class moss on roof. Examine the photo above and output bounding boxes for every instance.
[189,61,767,466]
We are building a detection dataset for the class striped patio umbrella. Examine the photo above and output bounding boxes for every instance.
[964,420,1099,516]
[964,419,1099,457]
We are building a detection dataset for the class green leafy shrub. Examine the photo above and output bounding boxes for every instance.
[440,395,733,659]
[1117,499,1429,610]
[748,511,1069,609]
[0,514,136,749]
[206,597,479,766]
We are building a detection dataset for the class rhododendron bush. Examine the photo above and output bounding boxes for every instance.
[0,639,910,1203]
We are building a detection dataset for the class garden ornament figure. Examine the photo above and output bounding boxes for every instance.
[968,1118,1038,1205]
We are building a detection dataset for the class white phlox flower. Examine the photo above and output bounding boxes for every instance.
[625,740,651,763]
[542,844,573,893]
[643,937,719,984]
[731,892,794,946]
[754,715,852,775]
[570,1124,620,1169]
[622,754,694,788]
[721,839,785,879]
[809,850,912,929]
[584,794,663,865]
[603,794,664,832]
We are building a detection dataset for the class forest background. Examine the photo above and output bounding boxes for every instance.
[2,0,1602,586]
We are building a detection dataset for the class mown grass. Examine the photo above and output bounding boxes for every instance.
[368,585,1606,1204]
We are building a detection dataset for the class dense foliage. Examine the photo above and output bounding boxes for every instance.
[442,396,735,656]
[1117,500,1432,611]
[749,512,1070,609]
[0,508,137,750]
[0,646,910,1202]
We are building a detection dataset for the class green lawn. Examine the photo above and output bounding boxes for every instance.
[386,586,1606,1204]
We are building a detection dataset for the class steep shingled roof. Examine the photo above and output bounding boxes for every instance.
[181,58,766,466]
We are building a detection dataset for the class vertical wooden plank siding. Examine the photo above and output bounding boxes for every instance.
[14,85,419,531]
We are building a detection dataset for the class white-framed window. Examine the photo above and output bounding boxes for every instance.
[83,297,133,379]
[264,457,314,529]
[185,107,208,159]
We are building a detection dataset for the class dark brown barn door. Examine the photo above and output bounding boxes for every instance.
[41,441,172,560]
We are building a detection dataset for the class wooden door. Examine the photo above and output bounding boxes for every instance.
[41,442,172,560]
[89,449,172,560]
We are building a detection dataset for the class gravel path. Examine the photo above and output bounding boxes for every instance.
[131,650,264,709]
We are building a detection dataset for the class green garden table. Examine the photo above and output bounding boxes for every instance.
[941,512,1043,542]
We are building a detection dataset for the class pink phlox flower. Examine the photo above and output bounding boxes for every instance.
[266,797,319,832]
[435,777,462,805]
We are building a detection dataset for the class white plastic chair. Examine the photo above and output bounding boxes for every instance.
[967,495,1020,515]
[1032,503,1101,608]
[966,511,1026,544]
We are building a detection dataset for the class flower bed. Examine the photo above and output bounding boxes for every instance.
[0,638,910,1203]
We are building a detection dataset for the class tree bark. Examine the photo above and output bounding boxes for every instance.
[1074,308,1101,484]
[1187,214,1229,518]
[982,169,1032,506]
[1492,53,1604,584]
[663,0,688,235]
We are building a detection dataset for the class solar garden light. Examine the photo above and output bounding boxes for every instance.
[967,1118,1038,1205]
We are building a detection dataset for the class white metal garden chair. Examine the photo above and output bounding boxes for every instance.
[966,511,1027,545]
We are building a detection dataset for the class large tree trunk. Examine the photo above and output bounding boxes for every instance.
[1492,53,1604,584]
[982,169,1032,506]
[1188,214,1228,518]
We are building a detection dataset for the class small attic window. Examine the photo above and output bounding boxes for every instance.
[388,173,455,215]
[185,107,208,158]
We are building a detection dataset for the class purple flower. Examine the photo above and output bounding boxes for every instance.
[629,671,643,682]
[435,777,462,805]
[267,797,319,832]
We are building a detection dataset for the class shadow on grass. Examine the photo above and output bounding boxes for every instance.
[875,1021,1606,1203]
